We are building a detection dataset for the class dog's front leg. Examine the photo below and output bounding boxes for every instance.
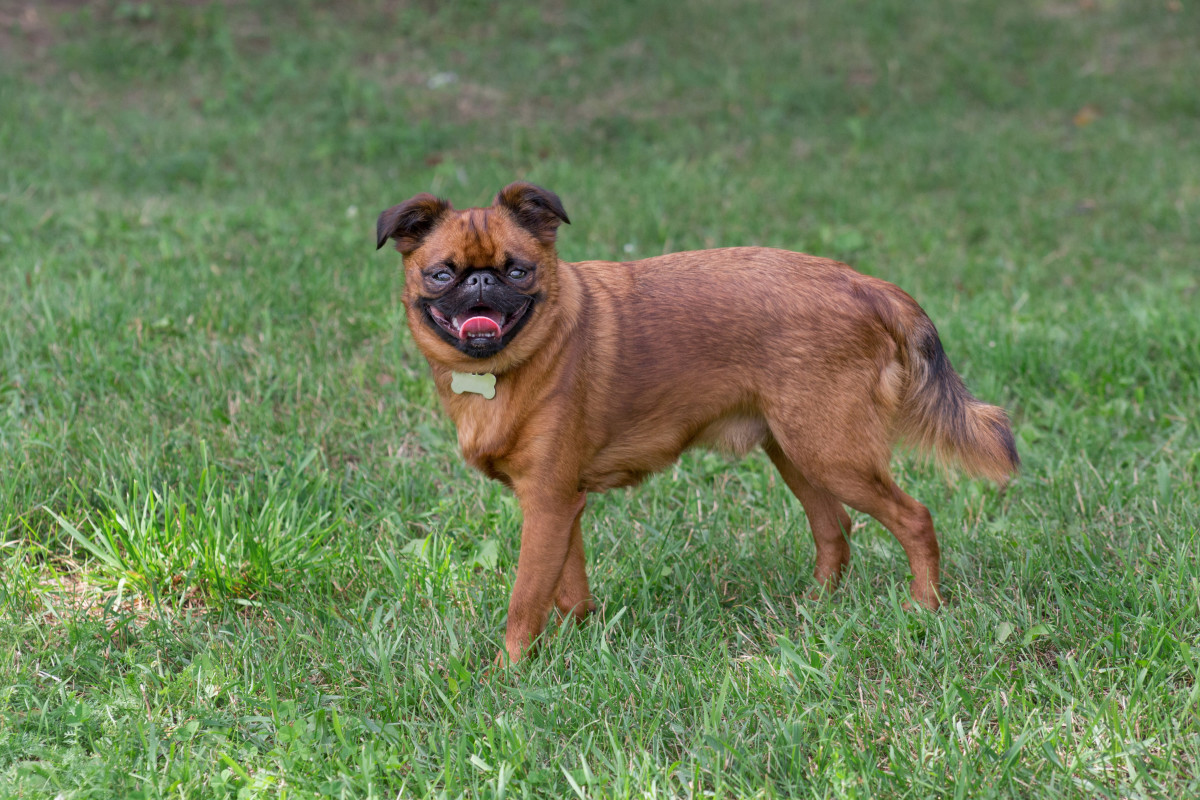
[554,501,595,622]
[502,488,587,665]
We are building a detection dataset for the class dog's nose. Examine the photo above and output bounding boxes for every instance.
[463,271,498,294]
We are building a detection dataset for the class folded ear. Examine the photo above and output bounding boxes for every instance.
[376,193,452,253]
[494,182,570,244]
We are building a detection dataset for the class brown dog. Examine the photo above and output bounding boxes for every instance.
[377,182,1018,664]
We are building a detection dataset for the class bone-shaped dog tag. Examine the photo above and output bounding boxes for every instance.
[451,372,496,399]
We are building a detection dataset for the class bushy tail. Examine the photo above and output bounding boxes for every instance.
[893,314,1019,487]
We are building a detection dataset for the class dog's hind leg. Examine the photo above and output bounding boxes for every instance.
[824,468,940,610]
[764,438,853,594]
[766,412,941,610]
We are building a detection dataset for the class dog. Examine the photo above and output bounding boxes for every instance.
[377,182,1018,664]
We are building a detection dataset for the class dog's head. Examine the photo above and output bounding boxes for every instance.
[377,182,570,366]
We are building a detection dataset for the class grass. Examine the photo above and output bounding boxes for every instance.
[1,0,1198,796]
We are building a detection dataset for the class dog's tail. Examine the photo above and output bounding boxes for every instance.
[882,292,1018,486]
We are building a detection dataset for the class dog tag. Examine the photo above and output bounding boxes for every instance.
[451,371,497,399]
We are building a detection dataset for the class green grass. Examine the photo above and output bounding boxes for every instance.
[2,0,1198,797]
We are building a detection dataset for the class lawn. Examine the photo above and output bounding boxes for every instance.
[1,0,1198,797]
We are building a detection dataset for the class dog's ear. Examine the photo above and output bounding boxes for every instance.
[376,193,452,253]
[494,182,570,244]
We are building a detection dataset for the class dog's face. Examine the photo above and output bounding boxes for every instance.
[377,183,570,363]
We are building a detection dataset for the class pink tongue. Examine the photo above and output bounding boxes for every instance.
[460,316,502,338]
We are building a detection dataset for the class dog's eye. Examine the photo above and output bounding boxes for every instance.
[431,270,453,283]
[507,267,527,280]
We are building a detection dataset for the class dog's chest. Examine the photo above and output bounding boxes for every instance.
[448,400,520,483]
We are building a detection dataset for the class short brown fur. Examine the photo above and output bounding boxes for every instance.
[377,182,1018,664]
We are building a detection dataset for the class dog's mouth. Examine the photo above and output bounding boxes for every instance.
[427,299,532,344]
